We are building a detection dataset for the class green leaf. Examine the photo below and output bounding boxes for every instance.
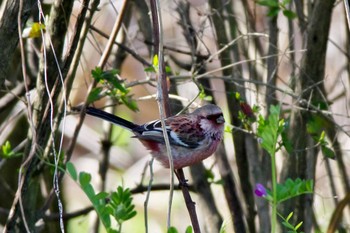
[267,7,280,17]
[167,226,178,233]
[91,67,103,81]
[281,221,295,230]
[283,9,297,19]
[91,67,126,93]
[88,87,103,103]
[120,95,139,111]
[79,172,91,187]
[321,145,335,159]
[257,0,279,7]
[282,0,292,4]
[319,130,326,142]
[144,66,156,73]
[1,141,22,159]
[66,162,77,181]
[153,55,159,67]
[185,226,193,233]
[295,221,303,230]
[2,141,11,156]
[235,92,241,100]
[219,220,227,233]
[102,71,126,93]
[165,65,172,73]
[94,191,109,201]
[257,105,282,156]
[107,229,118,233]
[205,169,215,181]
[286,212,293,221]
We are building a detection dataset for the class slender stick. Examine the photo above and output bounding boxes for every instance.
[149,1,201,232]
[149,0,174,229]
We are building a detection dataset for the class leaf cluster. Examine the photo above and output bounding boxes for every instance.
[257,0,297,18]
[66,162,137,233]
[89,67,138,111]
[257,105,286,155]
[281,212,304,233]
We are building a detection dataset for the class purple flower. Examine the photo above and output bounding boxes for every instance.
[254,183,267,197]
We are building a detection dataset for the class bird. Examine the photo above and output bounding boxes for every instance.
[76,104,225,169]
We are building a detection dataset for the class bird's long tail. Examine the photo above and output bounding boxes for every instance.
[74,106,138,130]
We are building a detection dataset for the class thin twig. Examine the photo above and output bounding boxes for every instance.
[144,158,154,233]
[149,0,176,230]
[89,25,152,67]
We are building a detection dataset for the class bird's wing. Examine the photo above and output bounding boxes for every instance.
[133,117,205,148]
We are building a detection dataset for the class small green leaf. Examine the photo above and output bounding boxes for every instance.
[1,141,22,159]
[91,67,103,81]
[185,226,193,233]
[165,65,172,73]
[83,184,96,200]
[257,105,282,156]
[94,191,109,201]
[219,220,227,233]
[107,229,118,233]
[100,70,125,92]
[267,7,280,17]
[153,55,159,67]
[108,186,137,223]
[286,212,293,221]
[321,145,335,159]
[79,172,92,187]
[167,226,178,233]
[66,162,77,181]
[283,9,297,19]
[281,221,294,230]
[318,130,326,143]
[295,221,303,230]
[257,0,279,7]
[235,92,241,100]
[120,95,139,111]
[144,66,156,73]
[1,141,12,158]
[205,169,215,181]
[88,87,103,103]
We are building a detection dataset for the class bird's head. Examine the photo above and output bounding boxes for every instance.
[193,104,225,140]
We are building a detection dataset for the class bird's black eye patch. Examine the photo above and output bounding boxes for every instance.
[206,113,223,121]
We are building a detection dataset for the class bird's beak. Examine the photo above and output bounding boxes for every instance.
[217,115,225,124]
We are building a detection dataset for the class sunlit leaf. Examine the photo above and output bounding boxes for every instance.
[22,22,46,38]
[87,87,103,104]
[153,54,159,67]
[286,212,293,221]
[167,226,178,233]
[66,162,77,181]
[295,221,303,230]
[185,226,193,233]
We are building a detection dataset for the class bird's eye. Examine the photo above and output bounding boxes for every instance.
[206,113,224,122]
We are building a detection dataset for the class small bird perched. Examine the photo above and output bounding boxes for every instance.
[77,104,225,169]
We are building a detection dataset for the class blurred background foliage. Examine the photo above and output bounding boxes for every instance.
[0,0,349,232]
